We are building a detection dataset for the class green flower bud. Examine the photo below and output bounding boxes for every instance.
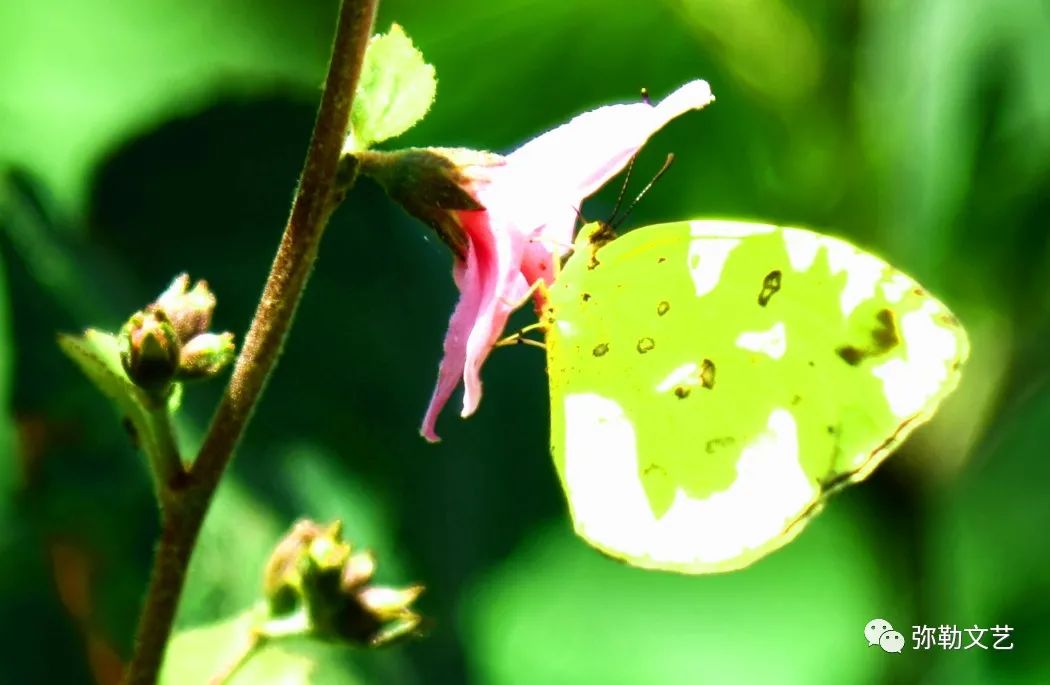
[263,518,425,647]
[357,585,424,623]
[342,551,377,591]
[264,519,326,617]
[153,273,217,343]
[356,585,425,647]
[176,332,235,380]
[119,310,180,394]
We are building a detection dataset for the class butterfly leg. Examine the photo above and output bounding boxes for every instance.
[498,275,552,310]
[494,322,547,349]
[494,279,550,350]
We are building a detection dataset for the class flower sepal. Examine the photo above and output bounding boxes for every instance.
[356,147,505,258]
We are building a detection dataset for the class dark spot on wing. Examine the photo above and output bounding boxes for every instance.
[937,312,960,327]
[657,256,667,264]
[912,286,926,296]
[700,358,716,388]
[758,269,782,307]
[636,337,655,354]
[808,360,815,367]
[872,309,900,351]
[837,345,865,366]
[705,436,736,454]
[674,386,690,399]
[581,292,592,302]
[791,394,802,406]
[657,301,670,316]
[643,463,667,477]
[592,343,609,357]
[838,308,903,366]
[588,254,601,270]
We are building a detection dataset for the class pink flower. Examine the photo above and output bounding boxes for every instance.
[358,80,715,441]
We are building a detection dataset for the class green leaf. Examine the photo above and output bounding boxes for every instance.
[58,328,183,485]
[163,609,369,685]
[176,480,285,628]
[859,0,1050,280]
[162,611,311,685]
[463,506,901,685]
[58,329,153,436]
[0,251,15,512]
[0,0,333,215]
[347,24,437,151]
[926,381,1050,684]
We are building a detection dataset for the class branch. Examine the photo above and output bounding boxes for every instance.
[122,1,379,682]
[142,401,184,507]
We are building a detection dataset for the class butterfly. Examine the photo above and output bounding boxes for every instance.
[542,219,968,573]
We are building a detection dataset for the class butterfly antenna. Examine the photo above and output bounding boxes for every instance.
[607,154,638,225]
[612,153,675,229]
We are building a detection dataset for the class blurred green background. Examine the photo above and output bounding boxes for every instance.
[2,0,1048,682]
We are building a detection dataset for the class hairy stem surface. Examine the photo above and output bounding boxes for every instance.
[123,1,379,681]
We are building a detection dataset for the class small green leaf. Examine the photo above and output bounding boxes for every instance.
[177,480,285,627]
[162,609,370,685]
[463,508,900,685]
[0,0,333,213]
[347,24,436,151]
[58,328,153,427]
[58,329,180,476]
[161,611,313,685]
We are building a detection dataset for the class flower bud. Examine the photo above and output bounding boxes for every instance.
[153,274,217,343]
[119,311,180,394]
[263,518,425,647]
[357,585,424,623]
[263,519,326,617]
[176,332,235,380]
[356,585,424,647]
[341,551,377,591]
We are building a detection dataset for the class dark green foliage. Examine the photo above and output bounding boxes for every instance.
[1,0,1048,682]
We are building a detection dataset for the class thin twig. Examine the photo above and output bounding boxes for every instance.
[122,1,379,682]
[142,403,184,505]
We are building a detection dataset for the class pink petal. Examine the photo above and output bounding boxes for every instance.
[420,208,530,441]
[458,211,530,418]
[507,79,714,245]
[420,80,715,441]
[518,204,577,287]
[420,246,483,442]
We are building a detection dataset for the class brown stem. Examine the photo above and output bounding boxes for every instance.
[122,1,379,682]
